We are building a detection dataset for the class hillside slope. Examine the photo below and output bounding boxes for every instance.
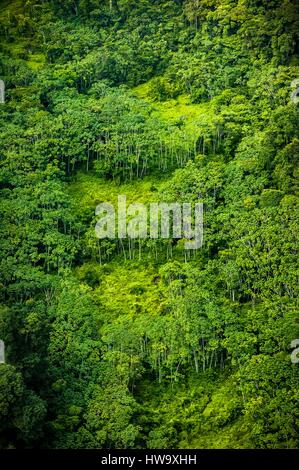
[0,0,298,449]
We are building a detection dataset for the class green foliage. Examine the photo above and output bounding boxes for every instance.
[0,0,298,450]
[0,365,46,447]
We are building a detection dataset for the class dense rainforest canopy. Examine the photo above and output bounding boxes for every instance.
[0,0,298,449]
